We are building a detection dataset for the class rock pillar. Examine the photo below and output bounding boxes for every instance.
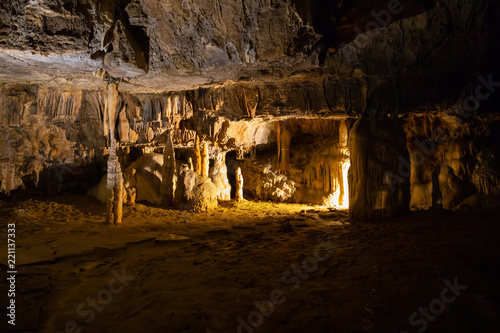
[201,141,209,178]
[161,131,176,206]
[105,82,123,225]
[236,167,244,201]
[348,116,410,222]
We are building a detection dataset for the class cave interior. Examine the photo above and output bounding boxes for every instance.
[1,0,500,332]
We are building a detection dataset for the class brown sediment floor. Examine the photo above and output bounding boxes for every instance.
[0,194,499,333]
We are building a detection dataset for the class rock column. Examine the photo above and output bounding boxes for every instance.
[236,167,244,201]
[348,116,410,222]
[277,121,292,173]
[201,141,209,178]
[105,82,123,225]
[195,136,202,174]
[161,131,176,206]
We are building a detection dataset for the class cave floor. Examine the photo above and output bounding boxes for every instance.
[1,195,500,333]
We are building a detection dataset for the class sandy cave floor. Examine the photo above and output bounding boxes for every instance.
[0,194,500,333]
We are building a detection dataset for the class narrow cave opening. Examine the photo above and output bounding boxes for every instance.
[225,150,239,199]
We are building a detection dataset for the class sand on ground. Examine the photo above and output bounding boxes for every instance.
[0,194,499,333]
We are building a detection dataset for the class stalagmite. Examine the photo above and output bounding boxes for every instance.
[195,136,202,174]
[161,130,176,205]
[114,176,123,224]
[201,141,209,178]
[236,167,244,201]
[105,81,123,225]
[210,152,231,200]
[188,157,194,171]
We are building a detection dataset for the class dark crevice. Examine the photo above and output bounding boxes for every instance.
[101,0,149,72]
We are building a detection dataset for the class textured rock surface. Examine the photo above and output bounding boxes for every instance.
[349,116,411,221]
[178,166,218,211]
[209,151,231,201]
[1,0,500,221]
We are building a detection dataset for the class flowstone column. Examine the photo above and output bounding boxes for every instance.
[161,130,176,206]
[236,167,244,201]
[276,121,292,173]
[105,82,123,225]
[348,115,410,222]
[201,141,209,178]
[210,152,231,200]
[194,136,202,174]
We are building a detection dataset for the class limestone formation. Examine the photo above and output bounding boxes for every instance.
[177,166,218,211]
[210,152,231,201]
[1,0,500,225]
[125,153,164,205]
[124,168,137,204]
[117,105,130,143]
[161,131,176,206]
[276,121,292,173]
[188,157,194,171]
[339,119,348,148]
[105,82,123,225]
[201,142,209,178]
[348,116,410,222]
[236,167,244,202]
[195,136,202,175]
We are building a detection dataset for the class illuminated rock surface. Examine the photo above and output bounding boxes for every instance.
[1,1,500,331]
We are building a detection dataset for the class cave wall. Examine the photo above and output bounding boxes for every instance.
[0,0,306,74]
[348,116,410,221]
[1,0,500,220]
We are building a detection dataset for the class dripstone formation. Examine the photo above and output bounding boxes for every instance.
[1,0,500,220]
